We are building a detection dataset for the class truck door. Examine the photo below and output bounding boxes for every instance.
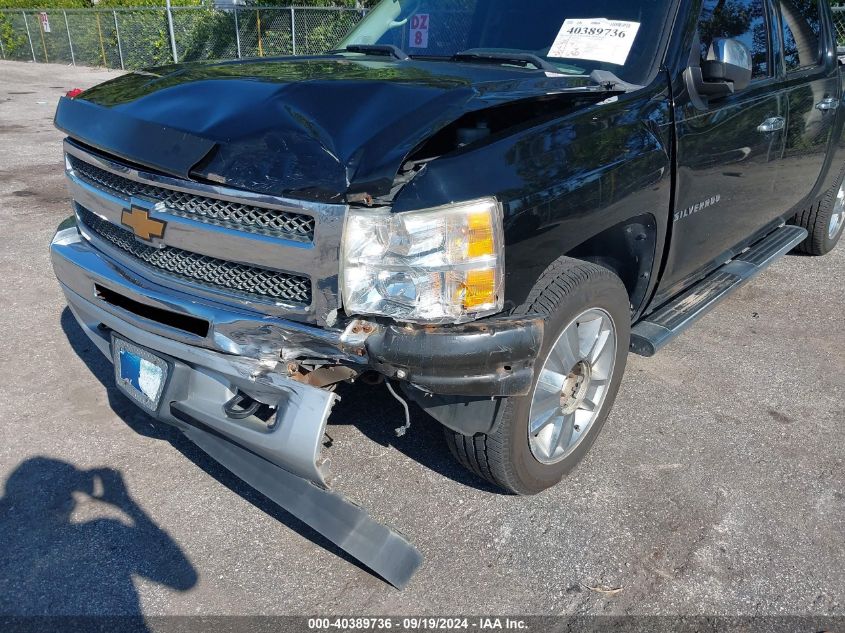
[656,0,788,303]
[775,0,840,212]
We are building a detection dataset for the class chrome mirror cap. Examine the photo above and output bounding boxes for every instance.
[708,37,753,71]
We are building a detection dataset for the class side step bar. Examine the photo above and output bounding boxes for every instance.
[180,419,423,590]
[631,225,807,357]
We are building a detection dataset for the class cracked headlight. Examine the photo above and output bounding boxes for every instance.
[341,198,504,324]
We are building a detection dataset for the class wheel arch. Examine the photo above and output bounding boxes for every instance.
[564,213,658,317]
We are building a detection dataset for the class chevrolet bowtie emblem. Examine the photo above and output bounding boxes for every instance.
[121,205,166,241]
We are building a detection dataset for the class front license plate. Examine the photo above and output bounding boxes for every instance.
[112,336,169,413]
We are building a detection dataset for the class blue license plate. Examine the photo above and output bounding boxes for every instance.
[112,337,169,413]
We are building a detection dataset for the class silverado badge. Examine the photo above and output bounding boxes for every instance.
[121,202,166,241]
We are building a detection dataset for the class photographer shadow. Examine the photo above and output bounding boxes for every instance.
[0,456,196,626]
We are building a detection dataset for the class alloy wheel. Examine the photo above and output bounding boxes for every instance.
[528,308,618,465]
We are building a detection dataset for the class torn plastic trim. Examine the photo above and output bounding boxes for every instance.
[365,317,545,397]
[177,416,422,590]
[402,387,506,438]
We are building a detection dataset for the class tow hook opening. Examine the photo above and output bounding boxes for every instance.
[223,391,277,426]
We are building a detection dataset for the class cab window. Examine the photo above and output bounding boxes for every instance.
[698,0,771,80]
[779,0,822,71]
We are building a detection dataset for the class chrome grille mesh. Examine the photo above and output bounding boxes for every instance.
[77,206,311,305]
[68,155,315,242]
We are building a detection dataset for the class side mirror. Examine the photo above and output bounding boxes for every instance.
[685,38,753,102]
[702,38,753,91]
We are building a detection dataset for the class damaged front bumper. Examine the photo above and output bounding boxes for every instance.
[52,221,424,588]
[52,210,544,399]
[367,319,543,397]
[51,216,543,587]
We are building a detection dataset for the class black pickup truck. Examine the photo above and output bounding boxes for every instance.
[51,0,843,587]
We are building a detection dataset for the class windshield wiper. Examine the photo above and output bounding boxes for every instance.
[452,50,562,73]
[332,44,410,61]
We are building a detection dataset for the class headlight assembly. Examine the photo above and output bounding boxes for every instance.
[341,198,504,324]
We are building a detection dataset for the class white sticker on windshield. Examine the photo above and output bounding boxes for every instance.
[410,14,430,49]
[549,18,640,66]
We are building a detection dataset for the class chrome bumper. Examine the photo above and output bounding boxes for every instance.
[53,216,367,364]
[51,222,421,588]
[52,222,346,487]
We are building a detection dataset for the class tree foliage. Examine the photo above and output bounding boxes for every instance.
[0,0,376,7]
[0,2,369,66]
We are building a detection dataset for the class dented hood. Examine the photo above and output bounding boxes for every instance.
[55,57,602,202]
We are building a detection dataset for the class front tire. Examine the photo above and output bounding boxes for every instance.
[445,258,630,495]
[792,167,845,256]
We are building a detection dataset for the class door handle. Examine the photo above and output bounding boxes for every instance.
[816,97,840,111]
[757,116,785,133]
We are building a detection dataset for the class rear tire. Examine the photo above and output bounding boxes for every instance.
[444,258,630,495]
[792,165,845,256]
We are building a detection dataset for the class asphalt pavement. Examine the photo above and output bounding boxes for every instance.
[0,60,843,620]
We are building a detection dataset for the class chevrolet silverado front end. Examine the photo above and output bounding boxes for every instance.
[51,0,845,589]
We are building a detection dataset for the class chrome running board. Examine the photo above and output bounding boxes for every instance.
[631,225,807,357]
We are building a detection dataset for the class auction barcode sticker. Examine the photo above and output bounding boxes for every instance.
[549,18,640,66]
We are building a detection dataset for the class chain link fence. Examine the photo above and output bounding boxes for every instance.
[0,5,364,69]
[832,6,845,48]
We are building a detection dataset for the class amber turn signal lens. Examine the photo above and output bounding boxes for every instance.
[462,268,497,310]
[466,211,495,259]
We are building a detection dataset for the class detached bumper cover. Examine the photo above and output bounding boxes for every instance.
[51,222,421,588]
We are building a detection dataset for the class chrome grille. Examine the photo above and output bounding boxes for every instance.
[68,155,315,242]
[77,206,312,305]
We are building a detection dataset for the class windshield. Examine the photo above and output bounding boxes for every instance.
[339,0,675,84]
